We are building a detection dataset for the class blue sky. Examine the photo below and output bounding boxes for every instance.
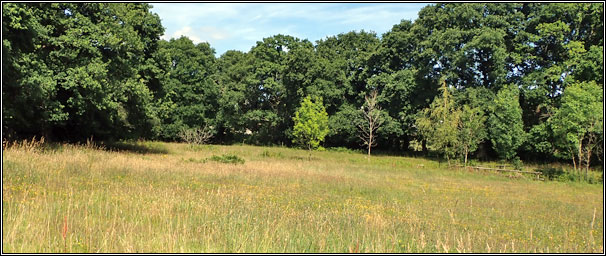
[151,3,429,56]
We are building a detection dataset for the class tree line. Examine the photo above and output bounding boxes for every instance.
[2,3,603,169]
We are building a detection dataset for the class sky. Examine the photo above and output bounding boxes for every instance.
[151,3,429,56]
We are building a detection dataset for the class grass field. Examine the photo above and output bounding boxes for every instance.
[2,139,604,253]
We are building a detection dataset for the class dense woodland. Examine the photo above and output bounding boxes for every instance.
[2,3,604,168]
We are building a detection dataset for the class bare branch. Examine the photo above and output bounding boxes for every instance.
[357,90,384,156]
[178,124,215,145]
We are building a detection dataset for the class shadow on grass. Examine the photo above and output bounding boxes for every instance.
[103,141,170,154]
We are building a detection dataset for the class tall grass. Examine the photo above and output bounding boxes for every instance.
[2,139,603,253]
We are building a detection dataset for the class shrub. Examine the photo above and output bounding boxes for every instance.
[538,166,603,184]
[206,154,245,164]
[178,125,214,145]
[511,157,524,170]
[537,167,565,181]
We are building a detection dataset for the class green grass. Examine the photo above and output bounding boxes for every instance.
[2,140,603,253]
[206,154,245,164]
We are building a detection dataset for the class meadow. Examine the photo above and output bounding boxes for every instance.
[2,139,604,253]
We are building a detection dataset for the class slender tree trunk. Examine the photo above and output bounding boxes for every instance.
[585,134,595,180]
[585,148,591,180]
[465,149,469,167]
[308,144,312,161]
[368,130,372,156]
[578,140,584,178]
[446,154,451,168]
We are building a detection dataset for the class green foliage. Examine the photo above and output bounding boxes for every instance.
[152,37,218,140]
[372,69,418,149]
[214,50,253,140]
[537,167,565,181]
[511,156,524,170]
[327,104,361,147]
[206,154,245,164]
[537,166,603,184]
[416,80,460,163]
[2,3,603,168]
[488,84,525,160]
[549,81,603,171]
[457,104,487,165]
[292,96,329,151]
[2,3,163,141]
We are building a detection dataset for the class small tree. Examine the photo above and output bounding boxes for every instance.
[178,124,215,145]
[415,79,460,166]
[488,84,525,161]
[292,96,329,159]
[550,81,603,178]
[357,90,385,156]
[458,105,487,166]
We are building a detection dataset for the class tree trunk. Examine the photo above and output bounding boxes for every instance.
[585,149,591,181]
[585,133,595,181]
[464,149,469,167]
[446,154,451,168]
[308,144,312,161]
[368,130,372,156]
[578,140,583,178]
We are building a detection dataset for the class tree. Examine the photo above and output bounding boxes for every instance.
[457,105,487,166]
[2,3,164,141]
[177,124,215,145]
[214,50,254,142]
[315,31,381,148]
[242,34,309,145]
[369,69,418,151]
[488,83,525,160]
[416,79,460,166]
[550,81,603,178]
[292,96,329,158]
[518,3,603,161]
[357,90,385,156]
[152,37,219,141]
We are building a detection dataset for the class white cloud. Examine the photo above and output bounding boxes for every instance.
[151,3,429,55]
[163,26,204,44]
[199,26,230,40]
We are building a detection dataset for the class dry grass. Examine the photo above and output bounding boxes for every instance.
[2,139,603,253]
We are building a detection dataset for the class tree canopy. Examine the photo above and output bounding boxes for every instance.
[292,96,329,152]
[3,3,603,166]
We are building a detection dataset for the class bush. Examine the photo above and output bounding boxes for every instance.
[206,154,245,164]
[511,157,524,170]
[537,166,603,184]
[178,125,214,145]
[537,167,565,181]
